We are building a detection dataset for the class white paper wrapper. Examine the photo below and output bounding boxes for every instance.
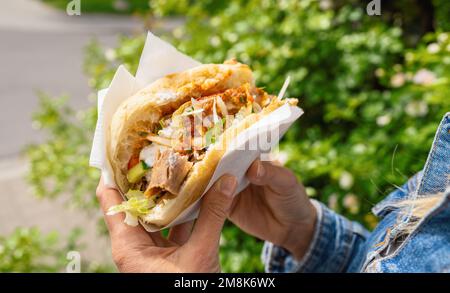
[89,31,303,232]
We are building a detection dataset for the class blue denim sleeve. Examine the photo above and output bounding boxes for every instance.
[261,199,370,272]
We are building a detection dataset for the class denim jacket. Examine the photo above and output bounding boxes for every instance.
[262,112,450,273]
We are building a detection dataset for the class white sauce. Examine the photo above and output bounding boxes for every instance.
[158,126,174,138]
[139,144,160,167]
[158,118,177,138]
[168,152,177,168]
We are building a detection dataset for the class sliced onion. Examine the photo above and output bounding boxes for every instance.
[252,102,262,113]
[191,97,211,109]
[195,96,214,104]
[146,134,173,147]
[139,145,156,167]
[212,98,220,123]
[139,144,163,167]
[158,126,174,138]
[216,96,228,116]
[277,76,291,100]
[232,106,249,125]
[191,98,200,110]
[189,98,206,122]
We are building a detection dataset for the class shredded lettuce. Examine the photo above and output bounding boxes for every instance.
[205,118,225,146]
[107,190,155,226]
[125,189,145,199]
[216,96,228,116]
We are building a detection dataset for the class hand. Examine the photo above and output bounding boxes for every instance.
[96,174,237,272]
[229,159,317,260]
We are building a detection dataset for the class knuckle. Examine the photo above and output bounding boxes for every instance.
[205,198,228,221]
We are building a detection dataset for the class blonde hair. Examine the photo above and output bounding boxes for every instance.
[393,192,444,234]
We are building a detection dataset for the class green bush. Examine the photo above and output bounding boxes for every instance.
[0,227,62,272]
[0,227,113,272]
[41,0,150,14]
[25,0,449,272]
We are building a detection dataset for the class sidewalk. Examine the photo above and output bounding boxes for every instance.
[0,0,142,33]
[0,0,144,269]
[0,0,143,158]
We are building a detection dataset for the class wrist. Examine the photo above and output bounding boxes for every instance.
[282,201,317,260]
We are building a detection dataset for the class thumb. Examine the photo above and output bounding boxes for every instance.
[189,174,237,250]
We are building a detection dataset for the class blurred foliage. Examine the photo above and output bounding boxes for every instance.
[27,93,99,210]
[0,227,114,272]
[220,221,264,272]
[433,0,450,31]
[41,0,150,14]
[25,0,449,272]
[0,227,61,272]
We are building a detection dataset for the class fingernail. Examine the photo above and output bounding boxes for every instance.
[256,161,265,178]
[219,175,237,197]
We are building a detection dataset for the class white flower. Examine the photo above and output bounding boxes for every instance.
[339,171,354,190]
[376,114,391,126]
[438,33,448,43]
[390,73,405,88]
[210,36,221,47]
[343,193,359,214]
[320,0,332,10]
[173,27,184,38]
[405,100,428,117]
[226,32,238,43]
[375,68,385,77]
[405,52,414,62]
[105,48,116,61]
[412,69,436,85]
[352,144,366,154]
[427,43,440,54]
[405,72,413,80]
[328,194,338,210]
[305,187,317,197]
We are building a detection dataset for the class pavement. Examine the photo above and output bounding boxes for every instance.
[0,0,167,270]
[0,0,144,158]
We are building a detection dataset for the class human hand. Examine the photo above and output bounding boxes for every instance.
[96,174,237,272]
[228,160,316,260]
